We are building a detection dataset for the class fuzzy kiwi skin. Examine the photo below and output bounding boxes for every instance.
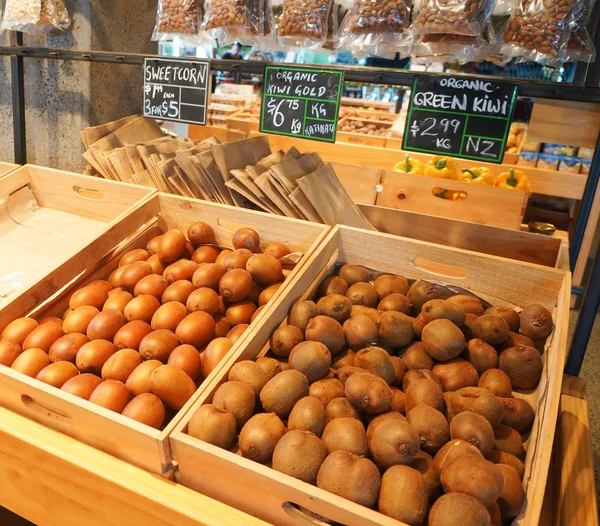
[345,282,378,308]
[272,430,328,484]
[496,331,535,352]
[288,300,319,333]
[288,341,332,383]
[305,316,346,356]
[187,404,237,449]
[368,418,420,469]
[325,397,362,424]
[434,439,483,470]
[497,397,535,434]
[350,305,381,324]
[318,276,348,297]
[343,315,378,351]
[345,372,393,415]
[472,315,509,345]
[422,319,466,362]
[411,450,441,501]
[443,392,456,422]
[288,396,327,437]
[260,370,309,419]
[421,299,467,326]
[406,405,449,455]
[432,358,479,392]
[478,368,512,397]
[331,348,356,370]
[405,378,444,413]
[334,365,365,385]
[408,281,439,315]
[401,342,433,370]
[374,274,410,300]
[441,455,504,507]
[484,306,520,332]
[447,294,485,316]
[338,264,369,286]
[316,450,381,508]
[228,360,270,396]
[486,449,525,480]
[377,311,414,348]
[452,387,504,428]
[238,413,286,463]
[255,356,282,380]
[499,345,543,389]
[463,338,498,375]
[450,411,494,456]
[270,325,304,358]
[378,293,412,314]
[316,294,352,323]
[354,346,395,385]
[366,412,406,441]
[496,464,526,519]
[378,465,429,524]
[402,368,442,392]
[212,381,256,427]
[429,493,491,526]
[309,378,345,407]
[494,424,526,459]
[519,304,553,340]
[390,355,407,386]
[489,502,502,526]
[390,387,406,414]
[322,417,368,456]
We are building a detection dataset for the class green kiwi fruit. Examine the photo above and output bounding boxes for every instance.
[378,293,412,314]
[402,369,442,391]
[321,417,368,456]
[288,300,319,332]
[378,465,429,524]
[228,360,269,396]
[429,493,491,526]
[255,356,282,380]
[334,365,365,385]
[288,396,326,437]
[497,331,535,351]
[354,346,395,385]
[494,424,526,459]
[316,450,381,508]
[412,314,425,340]
[486,449,525,480]
[325,397,362,424]
[343,315,378,351]
[350,305,381,324]
[338,264,370,285]
[390,355,407,386]
[422,299,467,326]
[472,315,509,345]
[484,306,520,332]
[345,372,392,415]
[489,501,502,526]
[345,282,378,308]
[331,348,356,369]
[305,316,346,356]
[390,387,406,414]
[405,378,444,413]
[366,412,406,441]
[432,358,479,391]
[496,464,526,519]
[519,304,553,340]
[422,319,466,361]
[309,378,344,407]
[478,368,512,397]
[272,429,328,484]
[434,439,483,470]
[499,345,543,389]
[317,294,352,323]
[212,381,256,427]
[377,311,414,347]
[270,325,304,358]
[411,450,441,500]
[187,404,237,449]
[318,276,348,297]
[406,405,450,454]
[408,281,439,315]
[452,387,504,428]
[498,397,535,434]
[401,342,434,370]
[368,418,420,469]
[238,413,286,463]
[447,294,485,316]
[463,338,498,374]
[450,411,494,456]
[288,341,331,383]
[441,455,504,507]
[260,370,309,419]
[374,274,410,300]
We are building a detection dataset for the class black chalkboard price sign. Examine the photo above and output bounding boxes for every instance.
[143,57,210,126]
[260,66,343,143]
[403,75,518,163]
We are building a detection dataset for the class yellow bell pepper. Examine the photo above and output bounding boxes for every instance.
[425,156,458,179]
[393,155,425,175]
[495,168,532,193]
[432,187,467,201]
[459,167,494,185]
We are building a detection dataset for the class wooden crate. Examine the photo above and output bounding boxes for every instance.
[337,117,391,147]
[0,192,328,476]
[226,111,260,135]
[0,161,19,177]
[0,165,156,331]
[170,225,570,526]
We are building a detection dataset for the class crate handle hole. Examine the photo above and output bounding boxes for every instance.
[73,186,105,200]
[21,394,73,424]
[217,217,259,234]
[414,257,469,279]
[432,187,467,201]
[281,502,342,526]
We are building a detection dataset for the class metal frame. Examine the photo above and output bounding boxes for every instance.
[2,36,600,374]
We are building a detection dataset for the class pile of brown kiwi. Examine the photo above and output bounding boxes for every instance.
[187,263,554,525]
[0,223,295,429]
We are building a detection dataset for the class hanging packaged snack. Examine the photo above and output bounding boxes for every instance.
[278,0,334,48]
[36,0,59,30]
[323,2,338,51]
[0,0,41,31]
[339,0,411,57]
[55,0,72,30]
[152,0,202,41]
[203,0,246,43]
[246,0,276,38]
[566,0,596,62]
[502,0,577,64]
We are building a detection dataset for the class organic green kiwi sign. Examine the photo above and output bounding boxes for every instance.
[403,75,518,163]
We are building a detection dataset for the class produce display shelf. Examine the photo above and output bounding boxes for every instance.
[0,161,19,177]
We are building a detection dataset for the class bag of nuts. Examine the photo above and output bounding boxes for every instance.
[55,0,72,31]
[502,0,577,64]
[566,0,596,62]
[202,0,248,44]
[1,0,41,31]
[339,0,412,58]
[152,0,203,41]
[245,0,276,40]
[277,0,335,48]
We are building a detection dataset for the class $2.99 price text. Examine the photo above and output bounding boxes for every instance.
[410,117,461,150]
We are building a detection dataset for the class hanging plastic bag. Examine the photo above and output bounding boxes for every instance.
[566,0,596,63]
[152,0,202,42]
[0,0,41,32]
[277,0,334,48]
[502,0,577,65]
[202,0,248,44]
[35,0,60,31]
[55,0,72,30]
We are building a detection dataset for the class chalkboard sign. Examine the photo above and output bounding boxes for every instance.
[143,58,210,126]
[403,75,518,163]
[260,66,343,143]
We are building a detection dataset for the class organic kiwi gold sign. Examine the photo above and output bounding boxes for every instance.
[403,75,518,163]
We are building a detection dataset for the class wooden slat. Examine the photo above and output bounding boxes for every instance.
[572,176,600,287]
[0,161,19,177]
[0,406,266,526]
[331,163,381,205]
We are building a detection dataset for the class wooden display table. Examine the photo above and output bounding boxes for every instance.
[0,374,595,526]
